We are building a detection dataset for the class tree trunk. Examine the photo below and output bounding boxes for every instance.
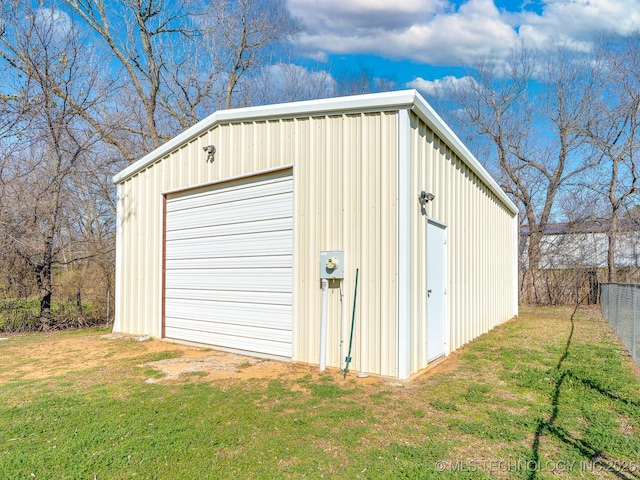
[76,288,83,318]
[37,202,58,329]
[607,214,619,282]
[35,264,53,330]
[526,228,544,304]
[587,269,599,304]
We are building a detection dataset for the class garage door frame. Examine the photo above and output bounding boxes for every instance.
[161,165,295,359]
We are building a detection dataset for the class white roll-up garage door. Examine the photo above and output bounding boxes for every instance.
[164,171,293,358]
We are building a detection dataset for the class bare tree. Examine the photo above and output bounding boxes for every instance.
[454,47,604,303]
[334,65,375,96]
[157,40,220,131]
[333,65,397,97]
[63,0,201,157]
[64,0,300,160]
[251,62,335,104]
[587,35,640,282]
[203,0,299,109]
[0,0,105,327]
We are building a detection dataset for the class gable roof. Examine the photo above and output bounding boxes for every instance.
[112,90,518,215]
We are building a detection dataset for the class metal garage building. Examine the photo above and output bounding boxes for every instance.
[112,90,519,380]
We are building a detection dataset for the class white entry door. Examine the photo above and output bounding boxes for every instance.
[427,219,447,362]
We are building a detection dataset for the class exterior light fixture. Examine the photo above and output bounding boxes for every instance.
[203,145,216,163]
[419,191,435,205]
[419,191,435,216]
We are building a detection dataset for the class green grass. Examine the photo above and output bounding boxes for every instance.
[0,307,639,479]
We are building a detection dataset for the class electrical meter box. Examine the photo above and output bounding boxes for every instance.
[320,251,344,279]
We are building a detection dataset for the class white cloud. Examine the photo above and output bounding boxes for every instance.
[34,7,73,35]
[517,0,640,51]
[288,0,640,65]
[399,0,519,63]
[289,0,445,33]
[305,50,329,63]
[407,75,476,96]
[290,0,518,64]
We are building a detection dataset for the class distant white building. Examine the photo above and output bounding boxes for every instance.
[521,219,640,270]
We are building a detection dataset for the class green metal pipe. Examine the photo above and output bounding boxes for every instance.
[343,268,359,379]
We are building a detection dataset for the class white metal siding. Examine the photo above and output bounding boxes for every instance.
[408,111,518,375]
[293,113,399,376]
[164,173,293,358]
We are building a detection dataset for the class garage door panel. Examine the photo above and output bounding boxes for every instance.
[165,231,293,259]
[166,217,291,242]
[164,172,293,358]
[164,326,291,358]
[166,288,292,306]
[164,319,290,347]
[167,193,292,232]
[163,255,292,270]
[164,317,291,337]
[166,302,291,331]
[167,176,292,214]
[166,327,291,357]
[165,268,293,292]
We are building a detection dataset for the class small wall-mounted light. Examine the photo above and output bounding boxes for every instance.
[419,191,435,205]
[419,191,435,216]
[203,145,216,163]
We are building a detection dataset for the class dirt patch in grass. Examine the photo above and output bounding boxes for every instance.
[146,350,298,382]
[0,331,181,383]
[0,330,392,386]
[141,343,393,385]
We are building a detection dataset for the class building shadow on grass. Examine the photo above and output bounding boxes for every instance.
[527,305,640,480]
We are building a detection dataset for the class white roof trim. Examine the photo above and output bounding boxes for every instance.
[112,89,518,215]
[409,93,518,215]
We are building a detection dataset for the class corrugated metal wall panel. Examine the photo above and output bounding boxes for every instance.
[114,111,400,377]
[293,112,398,377]
[114,170,164,338]
[408,112,517,375]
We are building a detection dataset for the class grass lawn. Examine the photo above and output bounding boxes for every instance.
[0,306,639,479]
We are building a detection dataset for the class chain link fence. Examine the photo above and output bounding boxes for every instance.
[600,283,638,367]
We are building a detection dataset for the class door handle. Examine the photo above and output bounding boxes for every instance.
[427,289,432,296]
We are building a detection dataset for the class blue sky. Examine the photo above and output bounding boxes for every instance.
[285,0,640,95]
